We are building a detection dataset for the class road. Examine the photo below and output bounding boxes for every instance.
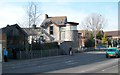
[2,51,120,74]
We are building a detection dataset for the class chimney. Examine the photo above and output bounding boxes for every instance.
[45,14,48,19]
[7,24,10,27]
[32,24,36,29]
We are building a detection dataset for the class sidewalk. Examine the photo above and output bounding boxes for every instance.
[2,53,77,66]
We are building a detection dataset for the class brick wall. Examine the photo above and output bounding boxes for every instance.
[0,33,7,50]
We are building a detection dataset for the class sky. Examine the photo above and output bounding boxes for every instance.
[0,0,119,31]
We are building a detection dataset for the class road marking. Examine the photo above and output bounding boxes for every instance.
[65,61,73,63]
[101,65,118,71]
[85,51,106,54]
[65,60,78,65]
[102,70,105,71]
[67,62,78,65]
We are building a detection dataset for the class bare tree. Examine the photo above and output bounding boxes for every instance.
[26,2,42,52]
[81,13,107,48]
[17,2,42,52]
[17,2,42,28]
[26,2,42,28]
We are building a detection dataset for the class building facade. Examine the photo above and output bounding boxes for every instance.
[1,24,28,51]
[105,31,120,39]
[41,14,79,54]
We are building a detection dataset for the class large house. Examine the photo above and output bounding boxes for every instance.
[41,14,79,54]
[23,25,44,50]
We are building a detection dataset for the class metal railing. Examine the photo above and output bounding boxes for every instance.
[16,48,63,59]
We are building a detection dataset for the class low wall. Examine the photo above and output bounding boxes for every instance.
[59,41,79,54]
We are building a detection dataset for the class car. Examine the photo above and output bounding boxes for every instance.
[96,45,107,49]
[106,47,120,58]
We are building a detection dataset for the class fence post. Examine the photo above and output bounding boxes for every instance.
[30,50,33,59]
[57,49,59,56]
[41,50,42,57]
[20,51,22,59]
[48,49,50,56]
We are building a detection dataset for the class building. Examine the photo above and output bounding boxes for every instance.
[1,24,28,52]
[41,14,79,41]
[0,30,7,49]
[78,30,104,48]
[23,25,44,50]
[105,30,120,47]
[41,14,79,54]
[104,30,120,39]
[23,25,43,44]
[78,30,92,47]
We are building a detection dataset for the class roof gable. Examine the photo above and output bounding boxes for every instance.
[2,24,27,36]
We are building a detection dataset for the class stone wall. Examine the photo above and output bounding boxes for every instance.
[60,41,79,54]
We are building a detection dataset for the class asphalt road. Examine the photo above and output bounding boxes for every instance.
[2,51,120,74]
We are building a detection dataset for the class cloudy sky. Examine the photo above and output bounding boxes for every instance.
[0,0,119,31]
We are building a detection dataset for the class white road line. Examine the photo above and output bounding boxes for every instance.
[65,60,78,65]
[67,62,78,65]
[85,51,106,54]
[65,60,73,63]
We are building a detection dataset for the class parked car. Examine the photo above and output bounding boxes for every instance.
[106,47,120,58]
[96,45,107,49]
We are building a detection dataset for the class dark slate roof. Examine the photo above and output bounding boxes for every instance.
[49,16,67,25]
[23,27,42,35]
[1,24,28,36]
[41,16,67,28]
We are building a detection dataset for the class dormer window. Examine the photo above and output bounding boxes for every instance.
[50,26,53,35]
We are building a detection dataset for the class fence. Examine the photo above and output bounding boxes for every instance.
[16,48,63,59]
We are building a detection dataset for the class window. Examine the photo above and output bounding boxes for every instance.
[66,25,77,30]
[50,26,53,35]
[60,27,65,31]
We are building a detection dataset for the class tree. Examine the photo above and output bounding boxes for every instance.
[81,13,107,48]
[96,31,104,40]
[84,32,95,48]
[18,2,42,51]
[26,2,42,51]
[89,32,94,40]
[85,38,95,48]
[102,33,108,44]
[18,2,42,28]
[26,2,42,27]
